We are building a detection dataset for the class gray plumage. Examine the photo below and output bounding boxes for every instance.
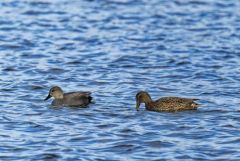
[45,86,92,107]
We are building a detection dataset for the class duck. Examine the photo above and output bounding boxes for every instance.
[136,91,199,112]
[44,86,92,107]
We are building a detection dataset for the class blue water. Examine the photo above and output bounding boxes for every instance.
[0,0,240,160]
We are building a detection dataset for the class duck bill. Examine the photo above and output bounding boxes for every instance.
[136,101,140,111]
[44,94,51,101]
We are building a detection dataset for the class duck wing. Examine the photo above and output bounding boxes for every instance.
[155,97,199,111]
[63,92,92,106]
[65,91,91,97]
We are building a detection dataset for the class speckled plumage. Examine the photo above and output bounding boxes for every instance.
[44,86,92,107]
[136,91,199,112]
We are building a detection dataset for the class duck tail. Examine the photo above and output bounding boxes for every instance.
[191,102,200,109]
[88,96,93,103]
[192,98,200,101]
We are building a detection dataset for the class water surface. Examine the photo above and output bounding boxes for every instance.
[0,0,240,160]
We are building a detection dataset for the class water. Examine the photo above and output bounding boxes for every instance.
[0,0,240,160]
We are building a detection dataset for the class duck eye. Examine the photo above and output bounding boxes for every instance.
[51,89,55,93]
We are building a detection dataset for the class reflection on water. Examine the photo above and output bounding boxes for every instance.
[0,0,240,160]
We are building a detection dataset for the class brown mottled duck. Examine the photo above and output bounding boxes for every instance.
[136,91,199,112]
[44,86,92,107]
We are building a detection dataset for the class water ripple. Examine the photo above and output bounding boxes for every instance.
[0,0,240,160]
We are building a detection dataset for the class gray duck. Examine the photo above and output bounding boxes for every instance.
[136,91,199,112]
[44,86,92,107]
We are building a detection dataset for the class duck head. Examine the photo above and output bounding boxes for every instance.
[135,91,152,111]
[44,86,64,100]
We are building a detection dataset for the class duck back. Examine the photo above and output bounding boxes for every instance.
[148,97,199,112]
[63,92,92,106]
